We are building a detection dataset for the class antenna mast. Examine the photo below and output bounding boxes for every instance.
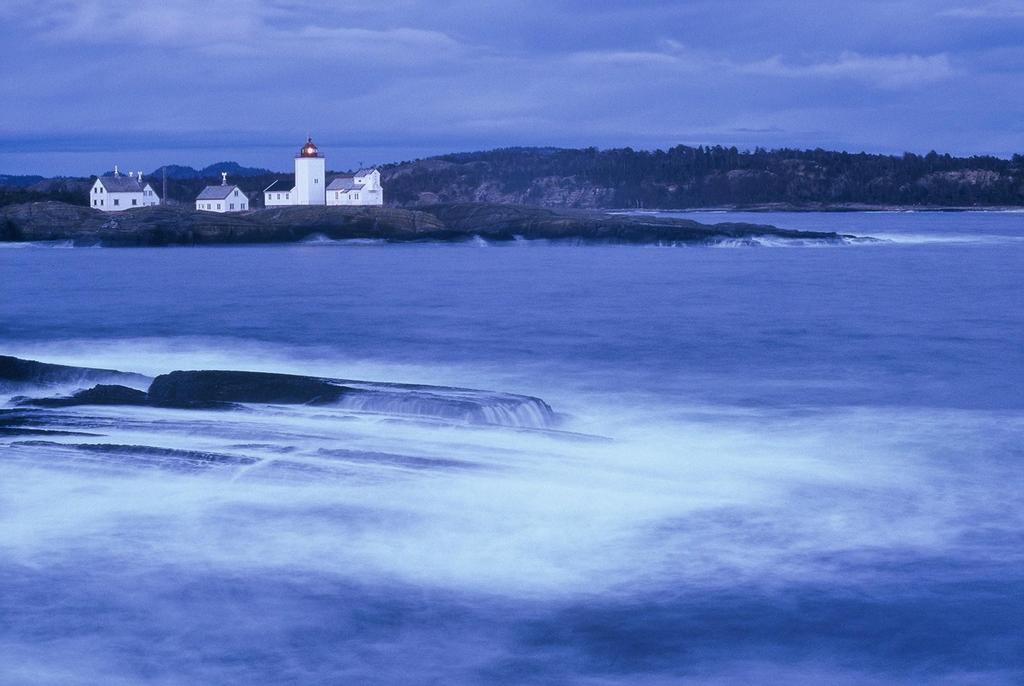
[162,166,167,205]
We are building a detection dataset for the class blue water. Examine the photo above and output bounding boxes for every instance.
[1,212,1023,684]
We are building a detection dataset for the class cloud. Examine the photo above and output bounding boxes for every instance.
[26,0,466,63]
[741,52,955,89]
[568,50,693,67]
[566,38,717,70]
[290,26,466,62]
[34,1,259,49]
[939,1,1024,18]
[567,46,956,90]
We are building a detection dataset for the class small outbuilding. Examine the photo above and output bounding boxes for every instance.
[196,173,249,212]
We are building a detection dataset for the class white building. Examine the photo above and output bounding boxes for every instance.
[196,173,249,212]
[326,168,383,206]
[89,167,160,212]
[264,137,383,207]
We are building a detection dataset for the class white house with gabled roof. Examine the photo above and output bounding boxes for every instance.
[196,173,249,212]
[264,137,383,207]
[326,168,383,206]
[90,166,160,212]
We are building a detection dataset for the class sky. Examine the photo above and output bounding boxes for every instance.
[1,0,1023,175]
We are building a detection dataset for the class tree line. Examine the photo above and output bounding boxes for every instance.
[381,146,1024,207]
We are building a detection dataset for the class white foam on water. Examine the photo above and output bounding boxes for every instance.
[863,232,1024,245]
[0,240,76,249]
[4,376,1020,598]
[299,233,387,246]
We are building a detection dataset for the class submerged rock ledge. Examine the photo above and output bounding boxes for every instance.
[0,201,861,246]
[4,358,557,429]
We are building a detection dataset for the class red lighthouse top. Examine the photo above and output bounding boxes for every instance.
[297,137,322,158]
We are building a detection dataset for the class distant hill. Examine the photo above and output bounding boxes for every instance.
[0,175,46,189]
[379,146,1024,208]
[147,162,275,180]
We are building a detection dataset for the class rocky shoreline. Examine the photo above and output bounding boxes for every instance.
[0,201,863,246]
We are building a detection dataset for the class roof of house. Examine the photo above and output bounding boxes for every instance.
[355,168,378,177]
[96,176,148,193]
[264,180,295,194]
[196,185,244,201]
[327,177,365,191]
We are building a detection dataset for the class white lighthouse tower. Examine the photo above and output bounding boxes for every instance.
[294,137,325,205]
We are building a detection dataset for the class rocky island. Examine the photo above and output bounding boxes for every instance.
[0,201,861,246]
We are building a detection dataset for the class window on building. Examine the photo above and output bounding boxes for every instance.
[217,204,221,210]
[233,190,238,196]
[229,203,235,210]
[241,204,246,210]
[113,199,119,206]
[100,200,104,206]
[93,200,97,206]
[132,199,137,206]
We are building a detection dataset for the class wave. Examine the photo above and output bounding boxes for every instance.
[705,235,869,248]
[335,382,555,428]
[863,233,1024,245]
[299,233,387,246]
[0,240,77,249]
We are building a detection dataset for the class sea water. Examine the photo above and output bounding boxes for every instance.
[1,212,1022,684]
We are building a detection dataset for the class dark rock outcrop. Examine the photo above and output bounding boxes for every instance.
[147,370,348,407]
[0,355,151,391]
[0,201,859,246]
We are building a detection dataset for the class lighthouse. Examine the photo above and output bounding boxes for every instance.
[264,136,382,207]
[294,137,325,205]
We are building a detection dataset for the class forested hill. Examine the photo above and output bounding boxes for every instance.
[4,145,1024,210]
[380,146,1024,209]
